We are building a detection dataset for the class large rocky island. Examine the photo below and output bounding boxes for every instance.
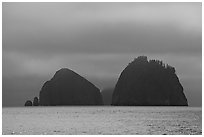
[39,68,103,106]
[112,56,188,106]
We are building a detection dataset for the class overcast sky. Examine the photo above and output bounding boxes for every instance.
[2,2,202,106]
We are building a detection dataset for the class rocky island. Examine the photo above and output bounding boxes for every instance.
[112,56,188,106]
[24,100,32,106]
[39,68,103,106]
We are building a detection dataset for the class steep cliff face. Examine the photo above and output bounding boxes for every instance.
[112,56,188,106]
[39,68,103,106]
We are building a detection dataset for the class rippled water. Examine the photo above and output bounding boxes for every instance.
[2,106,202,135]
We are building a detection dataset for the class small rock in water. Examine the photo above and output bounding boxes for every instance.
[53,130,60,133]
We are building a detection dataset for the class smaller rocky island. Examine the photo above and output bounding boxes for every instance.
[39,68,103,106]
[24,100,32,106]
[24,97,39,106]
[33,97,39,106]
[112,56,188,106]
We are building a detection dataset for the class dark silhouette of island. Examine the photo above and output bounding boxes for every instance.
[24,100,32,106]
[101,88,114,105]
[39,68,103,106]
[33,97,39,106]
[112,56,188,106]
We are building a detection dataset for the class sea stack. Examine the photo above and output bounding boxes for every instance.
[39,68,103,106]
[112,56,188,106]
[24,100,32,106]
[33,97,39,106]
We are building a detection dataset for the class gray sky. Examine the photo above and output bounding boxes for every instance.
[2,2,202,106]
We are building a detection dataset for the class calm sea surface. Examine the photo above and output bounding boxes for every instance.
[2,106,202,135]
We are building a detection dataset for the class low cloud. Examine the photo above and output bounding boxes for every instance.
[3,3,201,55]
[3,51,201,80]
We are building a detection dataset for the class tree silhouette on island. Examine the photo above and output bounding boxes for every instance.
[25,56,188,106]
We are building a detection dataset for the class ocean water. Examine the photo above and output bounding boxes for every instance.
[2,106,202,135]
